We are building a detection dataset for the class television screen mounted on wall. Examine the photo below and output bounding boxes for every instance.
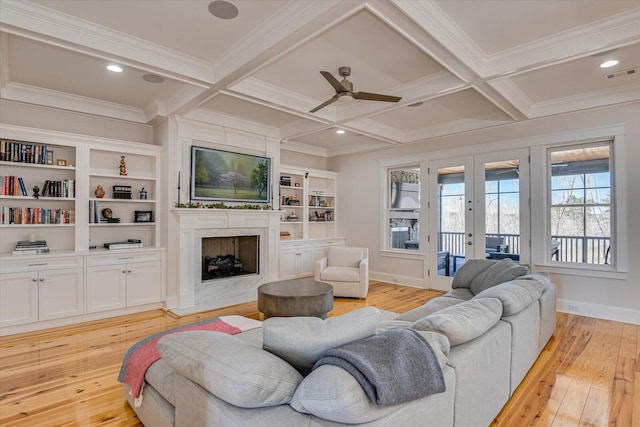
[190,146,271,203]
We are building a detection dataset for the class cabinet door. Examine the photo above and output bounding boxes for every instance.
[296,248,314,277]
[86,265,127,313]
[279,250,297,280]
[126,261,162,307]
[38,268,84,321]
[0,272,38,327]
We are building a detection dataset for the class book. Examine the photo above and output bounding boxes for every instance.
[16,240,48,247]
[12,248,50,255]
[104,242,143,250]
[18,177,27,196]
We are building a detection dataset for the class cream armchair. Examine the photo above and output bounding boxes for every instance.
[314,246,369,298]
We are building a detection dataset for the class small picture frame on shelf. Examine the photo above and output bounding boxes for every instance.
[56,159,67,166]
[134,210,153,223]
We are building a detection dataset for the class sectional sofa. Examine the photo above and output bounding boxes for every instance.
[122,259,556,426]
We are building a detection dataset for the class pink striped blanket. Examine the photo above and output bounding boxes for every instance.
[118,315,262,407]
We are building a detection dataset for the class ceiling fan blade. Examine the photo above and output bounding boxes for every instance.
[309,95,339,113]
[353,91,401,102]
[320,71,347,93]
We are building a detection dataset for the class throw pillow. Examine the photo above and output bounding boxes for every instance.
[157,331,302,408]
[395,297,463,322]
[451,259,497,289]
[473,276,546,316]
[262,307,380,374]
[469,258,528,295]
[410,298,503,346]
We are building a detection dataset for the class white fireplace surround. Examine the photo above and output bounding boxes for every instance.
[170,209,281,316]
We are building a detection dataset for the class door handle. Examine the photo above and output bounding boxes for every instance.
[466,241,473,246]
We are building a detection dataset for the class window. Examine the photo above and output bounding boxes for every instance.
[548,142,612,265]
[388,167,419,250]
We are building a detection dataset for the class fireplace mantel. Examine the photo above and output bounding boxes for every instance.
[170,208,281,314]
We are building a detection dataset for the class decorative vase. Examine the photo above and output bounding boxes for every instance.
[95,185,105,198]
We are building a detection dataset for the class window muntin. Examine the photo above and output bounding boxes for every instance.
[548,143,612,265]
[388,168,420,251]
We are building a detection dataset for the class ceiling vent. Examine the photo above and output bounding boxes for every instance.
[603,67,637,80]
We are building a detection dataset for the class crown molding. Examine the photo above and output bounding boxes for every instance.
[0,82,146,123]
[280,140,328,157]
[390,0,488,76]
[484,8,640,77]
[488,78,534,118]
[0,0,214,83]
[528,84,640,119]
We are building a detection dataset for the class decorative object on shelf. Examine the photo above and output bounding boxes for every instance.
[46,151,53,165]
[119,155,127,176]
[280,231,291,240]
[56,159,67,166]
[104,239,143,250]
[113,185,132,199]
[101,208,113,219]
[280,176,291,186]
[134,210,153,223]
[285,195,300,206]
[295,183,301,187]
[140,187,147,200]
[287,211,298,222]
[95,185,105,198]
[32,185,40,199]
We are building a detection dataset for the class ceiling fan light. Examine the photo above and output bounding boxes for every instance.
[338,94,353,103]
[600,59,619,68]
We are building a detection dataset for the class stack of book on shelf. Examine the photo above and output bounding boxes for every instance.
[104,239,143,250]
[99,218,121,223]
[13,240,50,255]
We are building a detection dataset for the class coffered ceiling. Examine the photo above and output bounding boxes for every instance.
[1,0,639,157]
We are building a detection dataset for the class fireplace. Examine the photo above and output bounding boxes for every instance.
[202,236,259,281]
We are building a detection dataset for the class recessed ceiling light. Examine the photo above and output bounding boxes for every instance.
[600,60,619,68]
[208,1,238,19]
[336,129,346,135]
[408,101,423,107]
[106,64,123,73]
[142,74,165,84]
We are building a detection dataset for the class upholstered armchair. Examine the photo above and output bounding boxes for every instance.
[314,247,369,298]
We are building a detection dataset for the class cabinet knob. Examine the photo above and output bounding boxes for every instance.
[32,277,38,282]
[122,270,127,274]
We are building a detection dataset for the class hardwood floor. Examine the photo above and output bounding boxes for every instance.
[0,281,637,426]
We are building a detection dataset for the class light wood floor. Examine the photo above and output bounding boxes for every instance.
[0,281,638,426]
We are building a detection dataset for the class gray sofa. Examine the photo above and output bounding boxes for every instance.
[123,259,556,427]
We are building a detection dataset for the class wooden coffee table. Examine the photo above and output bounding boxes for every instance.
[258,279,334,319]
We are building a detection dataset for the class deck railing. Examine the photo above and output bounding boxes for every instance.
[438,232,610,264]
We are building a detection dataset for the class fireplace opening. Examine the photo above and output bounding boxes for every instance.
[202,235,259,281]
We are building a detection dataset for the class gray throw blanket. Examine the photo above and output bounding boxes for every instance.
[313,328,445,406]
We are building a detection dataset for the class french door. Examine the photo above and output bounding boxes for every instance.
[428,148,530,291]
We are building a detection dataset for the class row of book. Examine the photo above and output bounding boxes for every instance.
[13,240,50,255]
[41,180,75,198]
[0,140,50,164]
[0,207,75,225]
[0,176,27,196]
[0,176,75,198]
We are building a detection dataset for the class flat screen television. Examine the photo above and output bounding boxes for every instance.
[190,146,271,203]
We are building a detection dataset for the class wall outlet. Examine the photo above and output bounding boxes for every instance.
[393,278,399,283]
[568,304,579,312]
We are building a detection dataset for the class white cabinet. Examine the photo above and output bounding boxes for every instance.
[86,250,163,313]
[0,256,84,327]
[279,241,314,279]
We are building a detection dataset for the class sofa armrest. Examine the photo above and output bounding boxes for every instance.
[315,257,328,281]
[358,258,369,298]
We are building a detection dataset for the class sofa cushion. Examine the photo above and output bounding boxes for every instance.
[290,330,449,423]
[473,276,546,316]
[395,297,463,322]
[443,288,474,301]
[410,298,503,346]
[469,258,528,295]
[320,265,360,282]
[290,364,404,423]
[263,307,380,373]
[327,246,364,267]
[157,331,302,408]
[452,259,497,289]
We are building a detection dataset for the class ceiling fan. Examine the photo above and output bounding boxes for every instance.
[309,66,402,113]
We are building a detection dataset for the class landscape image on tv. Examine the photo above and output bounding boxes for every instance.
[190,146,271,203]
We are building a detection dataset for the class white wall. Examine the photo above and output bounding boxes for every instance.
[0,99,153,144]
[329,102,640,325]
[281,149,327,170]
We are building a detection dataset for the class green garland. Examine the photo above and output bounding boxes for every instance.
[175,202,272,210]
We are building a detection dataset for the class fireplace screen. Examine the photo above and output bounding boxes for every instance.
[202,235,259,281]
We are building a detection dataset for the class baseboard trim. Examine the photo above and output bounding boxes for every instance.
[557,298,640,325]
